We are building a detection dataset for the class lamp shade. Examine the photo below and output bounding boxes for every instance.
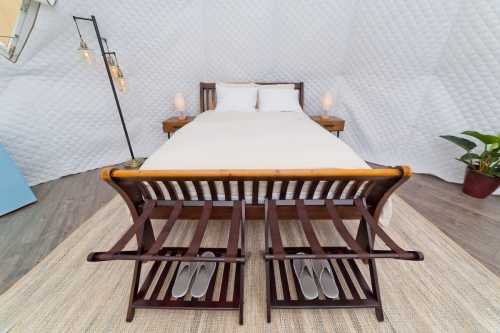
[174,93,186,112]
[78,39,94,64]
[321,92,334,111]
[107,56,119,78]
[116,68,127,93]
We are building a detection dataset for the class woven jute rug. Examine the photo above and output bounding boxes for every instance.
[0,195,499,332]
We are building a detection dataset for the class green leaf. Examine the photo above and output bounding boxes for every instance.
[462,131,500,145]
[460,152,480,162]
[440,135,476,151]
[487,142,500,152]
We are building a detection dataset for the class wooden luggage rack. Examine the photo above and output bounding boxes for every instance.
[264,198,423,322]
[92,165,422,325]
[88,200,246,325]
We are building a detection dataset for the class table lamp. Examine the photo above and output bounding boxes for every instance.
[174,93,186,120]
[320,91,334,120]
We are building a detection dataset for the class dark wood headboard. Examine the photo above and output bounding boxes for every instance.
[199,82,304,112]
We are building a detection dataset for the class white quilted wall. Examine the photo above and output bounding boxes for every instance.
[0,0,499,186]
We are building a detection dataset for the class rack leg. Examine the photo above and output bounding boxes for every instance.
[265,260,272,323]
[126,260,142,322]
[239,263,245,325]
[363,217,385,322]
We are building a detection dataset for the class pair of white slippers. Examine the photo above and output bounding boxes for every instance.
[293,253,340,300]
[171,251,217,299]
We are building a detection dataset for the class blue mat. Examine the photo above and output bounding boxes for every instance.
[0,144,37,216]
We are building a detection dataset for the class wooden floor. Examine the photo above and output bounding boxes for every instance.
[0,169,499,295]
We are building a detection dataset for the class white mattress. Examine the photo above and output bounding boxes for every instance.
[142,111,393,225]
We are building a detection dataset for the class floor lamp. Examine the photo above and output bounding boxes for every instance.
[72,15,141,169]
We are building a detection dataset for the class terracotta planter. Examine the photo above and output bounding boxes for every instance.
[462,167,500,199]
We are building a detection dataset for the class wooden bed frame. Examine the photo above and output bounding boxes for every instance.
[87,82,423,325]
[199,82,304,112]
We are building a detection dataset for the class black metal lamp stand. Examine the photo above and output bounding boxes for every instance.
[73,15,141,169]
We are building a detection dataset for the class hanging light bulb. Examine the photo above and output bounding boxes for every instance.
[107,55,119,78]
[78,38,94,64]
[116,67,127,93]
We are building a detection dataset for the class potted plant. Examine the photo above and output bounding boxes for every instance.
[440,131,500,198]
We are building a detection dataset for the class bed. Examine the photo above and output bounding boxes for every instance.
[89,82,422,324]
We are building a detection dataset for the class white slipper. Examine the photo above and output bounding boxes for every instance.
[171,261,197,298]
[312,259,339,299]
[191,251,217,298]
[293,253,319,300]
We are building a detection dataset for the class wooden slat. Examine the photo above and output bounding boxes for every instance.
[237,181,245,200]
[359,181,375,198]
[296,200,324,255]
[162,181,178,200]
[290,260,305,301]
[163,261,181,301]
[333,180,348,199]
[278,261,290,301]
[149,261,173,301]
[226,201,241,258]
[138,182,153,200]
[269,260,278,302]
[328,260,346,300]
[266,181,274,200]
[279,181,289,200]
[107,201,156,255]
[204,264,218,301]
[211,89,216,109]
[354,198,406,255]
[348,259,372,298]
[268,200,285,256]
[193,181,205,200]
[319,180,334,199]
[325,200,367,256]
[252,181,259,205]
[185,201,213,257]
[223,181,231,201]
[199,85,205,113]
[177,181,191,200]
[149,181,165,200]
[337,259,360,300]
[137,260,162,298]
[146,201,183,256]
[306,180,320,199]
[345,181,363,199]
[293,180,304,199]
[219,263,230,302]
[208,181,218,201]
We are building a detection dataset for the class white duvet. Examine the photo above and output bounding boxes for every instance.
[142,111,392,225]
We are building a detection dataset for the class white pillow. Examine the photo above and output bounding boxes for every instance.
[215,84,258,112]
[258,88,301,112]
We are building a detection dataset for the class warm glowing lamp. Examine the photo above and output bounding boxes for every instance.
[78,39,94,64]
[320,91,334,120]
[116,68,127,93]
[107,55,119,78]
[174,93,187,120]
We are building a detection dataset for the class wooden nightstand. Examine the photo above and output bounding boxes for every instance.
[311,116,345,137]
[162,116,194,138]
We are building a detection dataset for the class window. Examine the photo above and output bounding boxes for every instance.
[0,0,56,63]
